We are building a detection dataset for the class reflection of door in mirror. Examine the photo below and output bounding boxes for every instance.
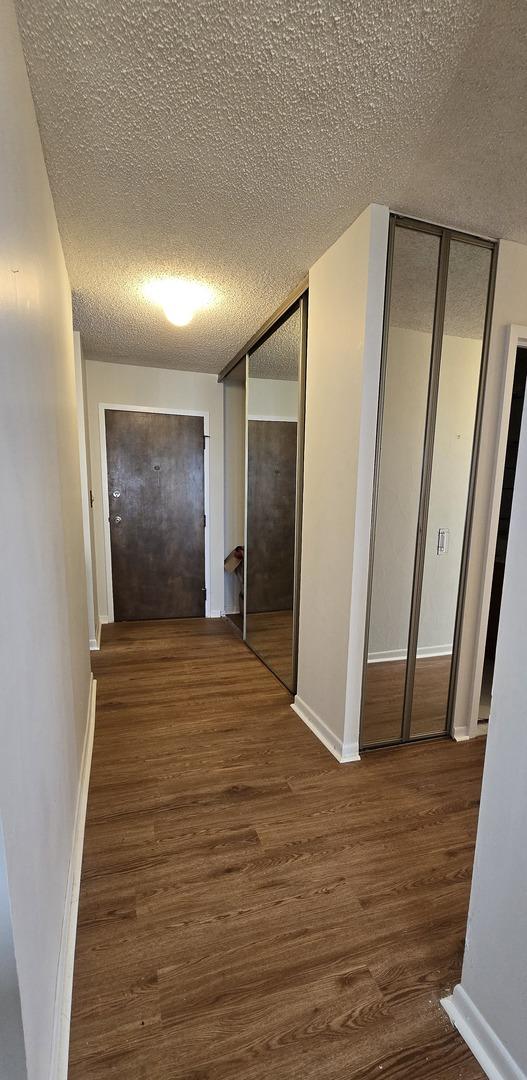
[246,305,301,691]
[223,358,246,634]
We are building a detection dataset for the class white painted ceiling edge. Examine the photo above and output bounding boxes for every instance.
[14,0,527,372]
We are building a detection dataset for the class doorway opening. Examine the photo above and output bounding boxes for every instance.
[100,406,210,621]
[479,347,527,722]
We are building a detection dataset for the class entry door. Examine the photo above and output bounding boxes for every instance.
[105,410,205,621]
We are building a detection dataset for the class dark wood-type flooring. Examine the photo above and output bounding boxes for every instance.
[69,618,486,1079]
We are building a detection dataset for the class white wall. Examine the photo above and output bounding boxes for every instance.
[294,204,389,760]
[369,328,481,658]
[247,378,298,418]
[456,239,527,738]
[0,2,92,1076]
[86,359,225,619]
[444,340,527,1077]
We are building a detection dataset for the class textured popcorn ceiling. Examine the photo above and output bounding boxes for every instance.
[15,0,527,373]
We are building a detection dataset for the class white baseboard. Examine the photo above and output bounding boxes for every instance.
[95,613,223,631]
[291,697,360,763]
[90,617,105,651]
[452,724,471,742]
[49,674,97,1080]
[442,985,527,1080]
[368,644,453,663]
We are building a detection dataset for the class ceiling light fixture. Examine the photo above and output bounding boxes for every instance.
[142,277,216,327]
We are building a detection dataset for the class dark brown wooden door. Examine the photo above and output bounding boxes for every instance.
[105,410,205,621]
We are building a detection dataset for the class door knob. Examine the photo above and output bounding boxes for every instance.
[113,515,122,525]
[112,490,121,498]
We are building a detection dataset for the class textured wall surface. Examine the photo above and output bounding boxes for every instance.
[14,0,526,372]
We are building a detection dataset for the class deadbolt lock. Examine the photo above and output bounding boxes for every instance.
[112,490,121,498]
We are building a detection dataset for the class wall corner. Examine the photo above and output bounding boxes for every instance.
[342,204,390,754]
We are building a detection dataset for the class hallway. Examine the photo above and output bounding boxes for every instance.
[69,619,486,1079]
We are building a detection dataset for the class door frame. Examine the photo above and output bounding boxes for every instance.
[468,324,527,736]
[98,403,211,623]
[247,414,298,423]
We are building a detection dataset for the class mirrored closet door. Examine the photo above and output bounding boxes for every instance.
[222,292,307,694]
[245,302,305,691]
[361,216,496,750]
[223,358,246,635]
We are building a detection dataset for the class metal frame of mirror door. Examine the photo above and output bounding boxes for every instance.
[359,214,498,751]
[242,291,308,694]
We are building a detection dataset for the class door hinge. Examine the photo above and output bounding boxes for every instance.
[203,513,207,528]
[202,586,207,597]
[89,489,94,508]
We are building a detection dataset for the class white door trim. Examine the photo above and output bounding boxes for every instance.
[468,324,527,735]
[247,414,298,423]
[98,403,211,622]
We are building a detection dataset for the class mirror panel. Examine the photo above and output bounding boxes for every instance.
[223,358,246,634]
[361,225,440,747]
[409,241,492,737]
[245,305,301,690]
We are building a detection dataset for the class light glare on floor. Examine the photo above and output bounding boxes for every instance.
[142,277,215,326]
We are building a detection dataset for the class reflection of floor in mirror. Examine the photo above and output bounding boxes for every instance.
[226,611,243,633]
[478,655,493,721]
[245,609,294,689]
[362,655,453,747]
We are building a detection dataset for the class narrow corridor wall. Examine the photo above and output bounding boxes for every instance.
[443,303,527,1074]
[294,204,389,760]
[0,1,92,1075]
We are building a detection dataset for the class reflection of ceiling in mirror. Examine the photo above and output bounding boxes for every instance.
[250,309,300,380]
[391,235,492,339]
